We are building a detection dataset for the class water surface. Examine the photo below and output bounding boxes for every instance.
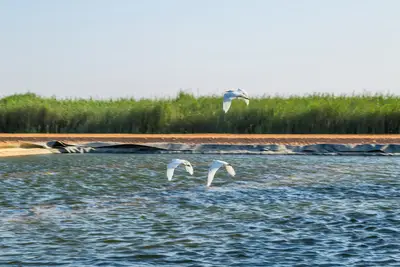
[0,154,399,266]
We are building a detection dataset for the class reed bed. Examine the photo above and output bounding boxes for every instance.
[1,92,400,134]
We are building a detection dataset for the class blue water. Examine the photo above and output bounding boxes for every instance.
[0,154,399,266]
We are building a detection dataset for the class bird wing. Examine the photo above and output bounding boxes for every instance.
[237,88,249,98]
[166,159,182,181]
[235,89,249,105]
[166,168,175,181]
[184,162,194,175]
[223,100,232,113]
[241,98,250,105]
[225,165,236,177]
[223,93,233,113]
[207,161,224,187]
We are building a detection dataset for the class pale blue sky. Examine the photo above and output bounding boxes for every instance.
[1,0,399,99]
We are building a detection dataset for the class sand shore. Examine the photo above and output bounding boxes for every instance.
[0,148,56,157]
[1,133,400,145]
[1,134,400,157]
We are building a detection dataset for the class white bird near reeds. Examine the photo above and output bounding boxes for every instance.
[207,160,236,187]
[223,88,250,113]
[166,159,194,181]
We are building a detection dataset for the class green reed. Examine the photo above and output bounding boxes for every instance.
[1,91,400,134]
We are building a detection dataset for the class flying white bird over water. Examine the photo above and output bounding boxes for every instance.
[207,160,236,187]
[223,88,250,113]
[166,159,194,181]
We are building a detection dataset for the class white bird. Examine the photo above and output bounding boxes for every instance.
[223,88,250,113]
[207,160,236,187]
[166,159,194,181]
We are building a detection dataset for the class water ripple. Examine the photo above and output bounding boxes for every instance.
[0,154,399,266]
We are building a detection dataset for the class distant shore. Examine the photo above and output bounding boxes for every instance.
[1,134,400,158]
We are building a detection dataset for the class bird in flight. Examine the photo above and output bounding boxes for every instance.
[207,160,236,187]
[223,88,250,113]
[166,159,194,181]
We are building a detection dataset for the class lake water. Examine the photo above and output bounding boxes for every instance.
[0,154,399,266]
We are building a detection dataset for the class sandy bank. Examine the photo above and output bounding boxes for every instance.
[0,148,56,158]
[1,134,400,145]
[1,134,400,157]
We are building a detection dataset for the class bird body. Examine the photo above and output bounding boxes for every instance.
[207,160,236,187]
[223,88,250,113]
[167,159,194,181]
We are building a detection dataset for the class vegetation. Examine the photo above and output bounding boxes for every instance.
[1,92,400,134]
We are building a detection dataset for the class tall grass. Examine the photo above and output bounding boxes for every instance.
[1,92,400,134]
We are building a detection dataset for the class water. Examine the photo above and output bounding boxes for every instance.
[0,154,399,266]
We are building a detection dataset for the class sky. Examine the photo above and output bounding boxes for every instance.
[1,0,399,99]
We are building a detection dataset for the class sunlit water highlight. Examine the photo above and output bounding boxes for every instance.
[0,154,399,266]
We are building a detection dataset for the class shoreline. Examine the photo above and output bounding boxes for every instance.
[1,134,400,158]
[0,148,56,158]
[1,133,400,145]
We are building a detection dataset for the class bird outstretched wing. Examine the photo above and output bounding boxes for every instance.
[167,159,183,181]
[225,165,236,177]
[207,160,224,187]
[184,162,194,175]
[223,93,233,113]
[237,88,249,98]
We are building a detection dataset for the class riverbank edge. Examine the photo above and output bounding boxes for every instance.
[2,136,400,157]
